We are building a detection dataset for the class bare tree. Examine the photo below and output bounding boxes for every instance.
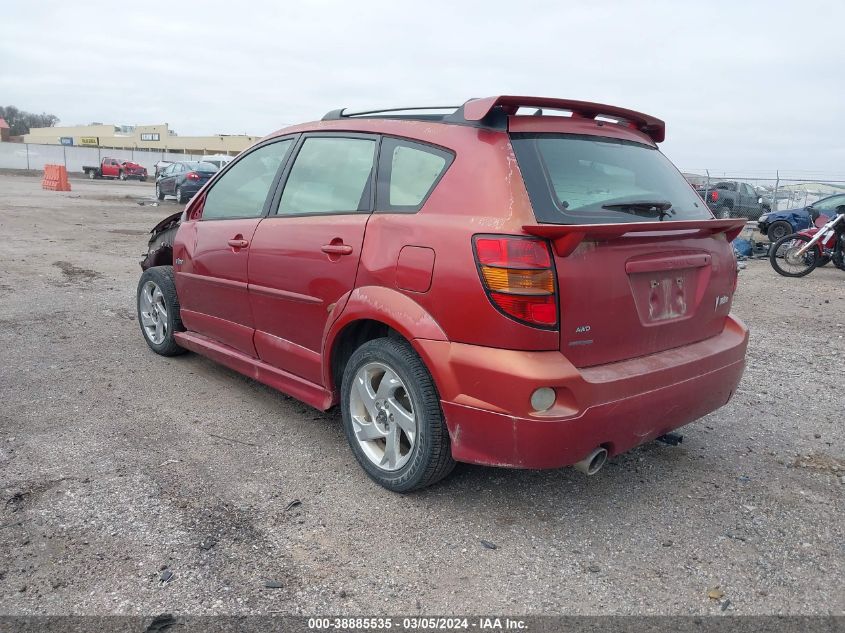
[0,106,59,136]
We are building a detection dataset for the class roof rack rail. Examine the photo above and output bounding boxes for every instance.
[322,106,461,121]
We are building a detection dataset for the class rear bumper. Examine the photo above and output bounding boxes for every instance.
[180,183,203,195]
[414,315,748,469]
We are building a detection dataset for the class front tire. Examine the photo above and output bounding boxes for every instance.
[769,233,820,277]
[341,337,455,492]
[767,220,792,242]
[156,183,165,201]
[137,266,186,356]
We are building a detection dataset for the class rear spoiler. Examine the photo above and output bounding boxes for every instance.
[463,95,666,143]
[522,219,747,257]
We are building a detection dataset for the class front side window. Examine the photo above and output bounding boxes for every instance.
[511,133,710,224]
[376,137,452,212]
[202,139,293,220]
[277,137,376,216]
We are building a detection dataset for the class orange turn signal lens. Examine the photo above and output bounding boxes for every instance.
[481,266,554,294]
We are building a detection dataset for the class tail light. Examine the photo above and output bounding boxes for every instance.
[473,235,557,328]
[186,171,200,181]
[710,190,719,202]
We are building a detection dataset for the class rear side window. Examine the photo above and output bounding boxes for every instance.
[511,133,710,224]
[202,139,293,220]
[277,137,376,215]
[376,138,452,212]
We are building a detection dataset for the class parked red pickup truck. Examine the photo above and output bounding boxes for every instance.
[83,157,148,181]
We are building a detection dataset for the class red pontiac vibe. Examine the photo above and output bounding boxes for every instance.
[136,95,748,491]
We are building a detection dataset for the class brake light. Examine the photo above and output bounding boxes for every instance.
[473,236,557,328]
[186,171,200,181]
[710,190,719,202]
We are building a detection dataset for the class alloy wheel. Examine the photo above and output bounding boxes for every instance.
[139,280,168,345]
[349,362,417,471]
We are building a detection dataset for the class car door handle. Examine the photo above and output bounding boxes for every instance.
[321,244,353,255]
[228,239,249,248]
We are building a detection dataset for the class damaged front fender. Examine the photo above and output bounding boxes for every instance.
[140,211,182,270]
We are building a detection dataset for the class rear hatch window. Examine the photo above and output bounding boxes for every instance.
[511,133,711,225]
[191,161,218,173]
[512,133,736,368]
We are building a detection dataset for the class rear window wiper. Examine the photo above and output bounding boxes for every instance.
[601,200,674,220]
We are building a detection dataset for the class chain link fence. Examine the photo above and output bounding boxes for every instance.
[681,170,845,214]
[0,143,225,175]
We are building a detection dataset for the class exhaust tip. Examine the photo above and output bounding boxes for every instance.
[573,447,608,475]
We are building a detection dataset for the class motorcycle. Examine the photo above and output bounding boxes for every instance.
[769,207,845,277]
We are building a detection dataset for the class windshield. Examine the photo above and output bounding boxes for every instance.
[511,133,711,224]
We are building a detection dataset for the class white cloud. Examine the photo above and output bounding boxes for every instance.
[1,0,842,174]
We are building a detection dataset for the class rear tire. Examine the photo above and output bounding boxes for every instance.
[769,233,820,277]
[137,266,186,356]
[716,205,732,219]
[88,170,96,180]
[175,186,184,204]
[767,220,792,242]
[341,337,455,492]
[119,171,126,181]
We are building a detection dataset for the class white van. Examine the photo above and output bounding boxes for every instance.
[198,154,234,170]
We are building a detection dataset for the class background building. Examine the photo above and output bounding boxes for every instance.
[24,122,260,155]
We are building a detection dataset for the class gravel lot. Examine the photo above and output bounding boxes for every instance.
[0,172,842,616]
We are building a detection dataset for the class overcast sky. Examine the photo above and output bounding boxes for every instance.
[1,0,843,176]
